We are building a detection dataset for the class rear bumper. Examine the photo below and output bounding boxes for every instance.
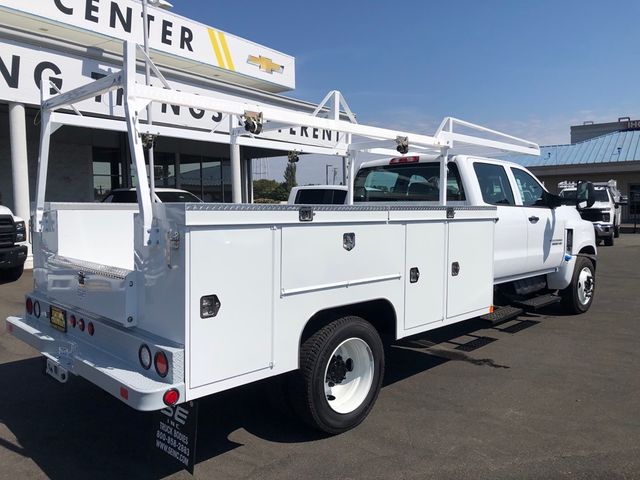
[0,245,27,269]
[6,315,185,411]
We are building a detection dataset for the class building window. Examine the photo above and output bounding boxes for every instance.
[179,155,229,202]
[93,148,123,200]
[629,184,640,222]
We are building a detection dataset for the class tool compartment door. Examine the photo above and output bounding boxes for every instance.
[404,222,446,329]
[189,227,274,388]
[447,220,494,318]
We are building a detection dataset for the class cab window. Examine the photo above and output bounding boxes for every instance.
[512,168,545,207]
[473,163,515,205]
[353,162,465,202]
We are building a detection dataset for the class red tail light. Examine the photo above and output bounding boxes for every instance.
[163,388,180,406]
[120,386,129,400]
[87,322,95,336]
[70,315,77,328]
[154,351,169,378]
[33,301,41,318]
[78,318,85,332]
[389,156,419,164]
[26,298,33,315]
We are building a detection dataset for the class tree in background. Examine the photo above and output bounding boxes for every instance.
[284,162,297,191]
[252,162,298,203]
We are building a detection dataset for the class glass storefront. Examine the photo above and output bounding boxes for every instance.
[93,144,231,203]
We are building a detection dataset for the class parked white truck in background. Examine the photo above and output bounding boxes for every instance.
[559,180,627,246]
[5,42,598,435]
[0,204,27,282]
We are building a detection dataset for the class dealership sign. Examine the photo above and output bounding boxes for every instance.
[0,0,295,92]
[0,38,338,147]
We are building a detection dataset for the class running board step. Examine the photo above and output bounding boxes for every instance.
[480,306,524,324]
[514,294,561,311]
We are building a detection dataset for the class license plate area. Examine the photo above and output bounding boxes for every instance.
[46,358,69,383]
[50,306,67,332]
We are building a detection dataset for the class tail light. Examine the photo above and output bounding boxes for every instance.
[154,351,169,378]
[163,388,180,406]
[70,315,77,328]
[26,298,33,315]
[78,319,85,332]
[87,322,95,336]
[33,301,41,318]
[139,345,152,370]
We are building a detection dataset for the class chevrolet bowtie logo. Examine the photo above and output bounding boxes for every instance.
[247,55,284,74]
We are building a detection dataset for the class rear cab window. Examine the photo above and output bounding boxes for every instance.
[353,162,466,202]
[473,163,515,205]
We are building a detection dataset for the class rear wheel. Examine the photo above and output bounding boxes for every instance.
[614,225,620,238]
[292,316,384,434]
[560,256,595,314]
[604,235,614,246]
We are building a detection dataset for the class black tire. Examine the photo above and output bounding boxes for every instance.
[604,235,614,246]
[614,226,620,238]
[560,256,595,314]
[0,265,24,283]
[291,316,384,434]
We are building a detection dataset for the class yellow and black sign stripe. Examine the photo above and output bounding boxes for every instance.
[207,28,235,71]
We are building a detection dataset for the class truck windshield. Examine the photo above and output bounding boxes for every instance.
[353,162,465,202]
[560,189,609,203]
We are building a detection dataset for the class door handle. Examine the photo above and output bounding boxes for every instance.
[528,216,539,223]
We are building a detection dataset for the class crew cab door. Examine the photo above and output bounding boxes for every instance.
[510,167,564,272]
[473,162,528,281]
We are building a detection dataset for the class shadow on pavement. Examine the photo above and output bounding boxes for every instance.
[0,315,539,479]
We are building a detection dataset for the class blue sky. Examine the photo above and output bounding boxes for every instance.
[171,0,640,184]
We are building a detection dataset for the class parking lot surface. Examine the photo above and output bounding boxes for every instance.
[1,235,639,480]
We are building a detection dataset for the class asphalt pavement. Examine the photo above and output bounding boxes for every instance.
[1,235,639,479]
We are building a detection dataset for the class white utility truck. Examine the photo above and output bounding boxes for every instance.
[0,204,28,282]
[6,43,596,434]
[559,180,627,246]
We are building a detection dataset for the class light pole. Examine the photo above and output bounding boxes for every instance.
[326,164,333,185]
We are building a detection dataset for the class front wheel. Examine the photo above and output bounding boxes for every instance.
[292,316,384,434]
[560,256,595,314]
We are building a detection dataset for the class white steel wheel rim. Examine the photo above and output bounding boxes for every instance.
[577,266,594,305]
[323,337,375,414]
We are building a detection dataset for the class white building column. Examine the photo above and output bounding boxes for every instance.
[9,103,31,261]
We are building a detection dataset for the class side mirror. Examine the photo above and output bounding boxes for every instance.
[576,181,595,209]
[544,191,563,208]
[616,195,628,207]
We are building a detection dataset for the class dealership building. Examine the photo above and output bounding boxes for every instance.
[509,118,640,223]
[0,0,344,239]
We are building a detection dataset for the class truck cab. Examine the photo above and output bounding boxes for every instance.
[355,154,597,310]
[0,204,28,282]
